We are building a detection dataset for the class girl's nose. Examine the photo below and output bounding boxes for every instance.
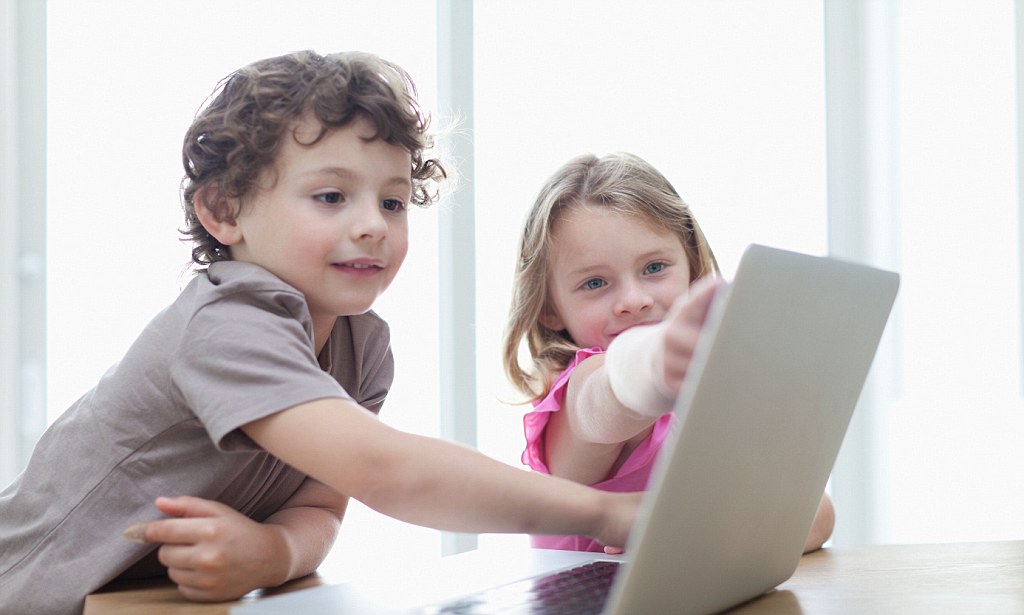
[614,284,653,316]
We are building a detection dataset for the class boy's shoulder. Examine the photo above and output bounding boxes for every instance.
[197,261,308,310]
[174,262,315,338]
[204,260,300,294]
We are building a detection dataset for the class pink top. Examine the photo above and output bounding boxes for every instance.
[522,347,675,552]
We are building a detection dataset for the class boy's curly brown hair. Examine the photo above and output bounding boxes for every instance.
[180,50,446,269]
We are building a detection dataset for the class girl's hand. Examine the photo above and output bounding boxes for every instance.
[603,276,722,422]
[123,496,289,602]
[658,277,722,395]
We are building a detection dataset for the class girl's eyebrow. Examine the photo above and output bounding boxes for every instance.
[562,252,680,284]
[565,263,606,279]
[567,249,675,276]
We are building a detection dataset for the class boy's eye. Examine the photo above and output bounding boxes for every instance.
[381,198,406,212]
[583,278,606,290]
[316,191,344,205]
[644,262,666,275]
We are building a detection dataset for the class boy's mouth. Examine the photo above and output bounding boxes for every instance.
[333,259,386,274]
[335,257,384,267]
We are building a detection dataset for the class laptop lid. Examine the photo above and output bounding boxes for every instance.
[605,243,899,614]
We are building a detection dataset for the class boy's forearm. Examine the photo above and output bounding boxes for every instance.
[359,431,608,536]
[262,504,344,584]
[261,478,347,585]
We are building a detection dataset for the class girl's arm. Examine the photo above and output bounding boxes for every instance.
[802,492,835,553]
[544,354,663,484]
[545,279,721,484]
[240,399,639,548]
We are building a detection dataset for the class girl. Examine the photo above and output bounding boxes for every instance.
[503,152,835,553]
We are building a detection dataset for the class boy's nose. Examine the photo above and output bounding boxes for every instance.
[351,202,388,240]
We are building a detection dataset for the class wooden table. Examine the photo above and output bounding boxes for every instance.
[731,540,1024,614]
[85,540,1024,614]
[84,573,328,614]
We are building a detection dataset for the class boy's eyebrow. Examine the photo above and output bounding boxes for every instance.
[306,166,412,188]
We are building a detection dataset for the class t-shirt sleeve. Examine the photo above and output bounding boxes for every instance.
[521,347,604,474]
[170,289,350,451]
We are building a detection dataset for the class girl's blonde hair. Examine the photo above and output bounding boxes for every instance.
[502,152,719,402]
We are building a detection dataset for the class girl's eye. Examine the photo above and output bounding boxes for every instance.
[316,191,344,205]
[382,198,406,212]
[644,262,666,275]
[583,278,606,290]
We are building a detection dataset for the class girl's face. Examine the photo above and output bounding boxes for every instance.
[228,114,411,343]
[542,204,691,350]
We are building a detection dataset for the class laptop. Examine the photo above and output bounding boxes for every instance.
[232,243,900,615]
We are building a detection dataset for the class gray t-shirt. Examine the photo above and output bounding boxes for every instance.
[0,261,394,615]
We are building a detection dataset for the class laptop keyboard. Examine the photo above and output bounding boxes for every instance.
[420,559,622,615]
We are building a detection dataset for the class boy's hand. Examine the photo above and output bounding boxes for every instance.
[123,496,288,602]
[595,491,642,554]
[658,277,722,395]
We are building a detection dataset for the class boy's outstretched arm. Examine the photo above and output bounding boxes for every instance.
[240,400,639,549]
[125,478,345,602]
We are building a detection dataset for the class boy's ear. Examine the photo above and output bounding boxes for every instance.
[194,188,243,246]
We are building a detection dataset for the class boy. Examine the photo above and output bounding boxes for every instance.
[0,51,647,614]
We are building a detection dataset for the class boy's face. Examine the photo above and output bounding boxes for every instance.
[542,204,691,350]
[229,115,411,336]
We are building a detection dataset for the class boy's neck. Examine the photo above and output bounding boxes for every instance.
[313,318,338,356]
